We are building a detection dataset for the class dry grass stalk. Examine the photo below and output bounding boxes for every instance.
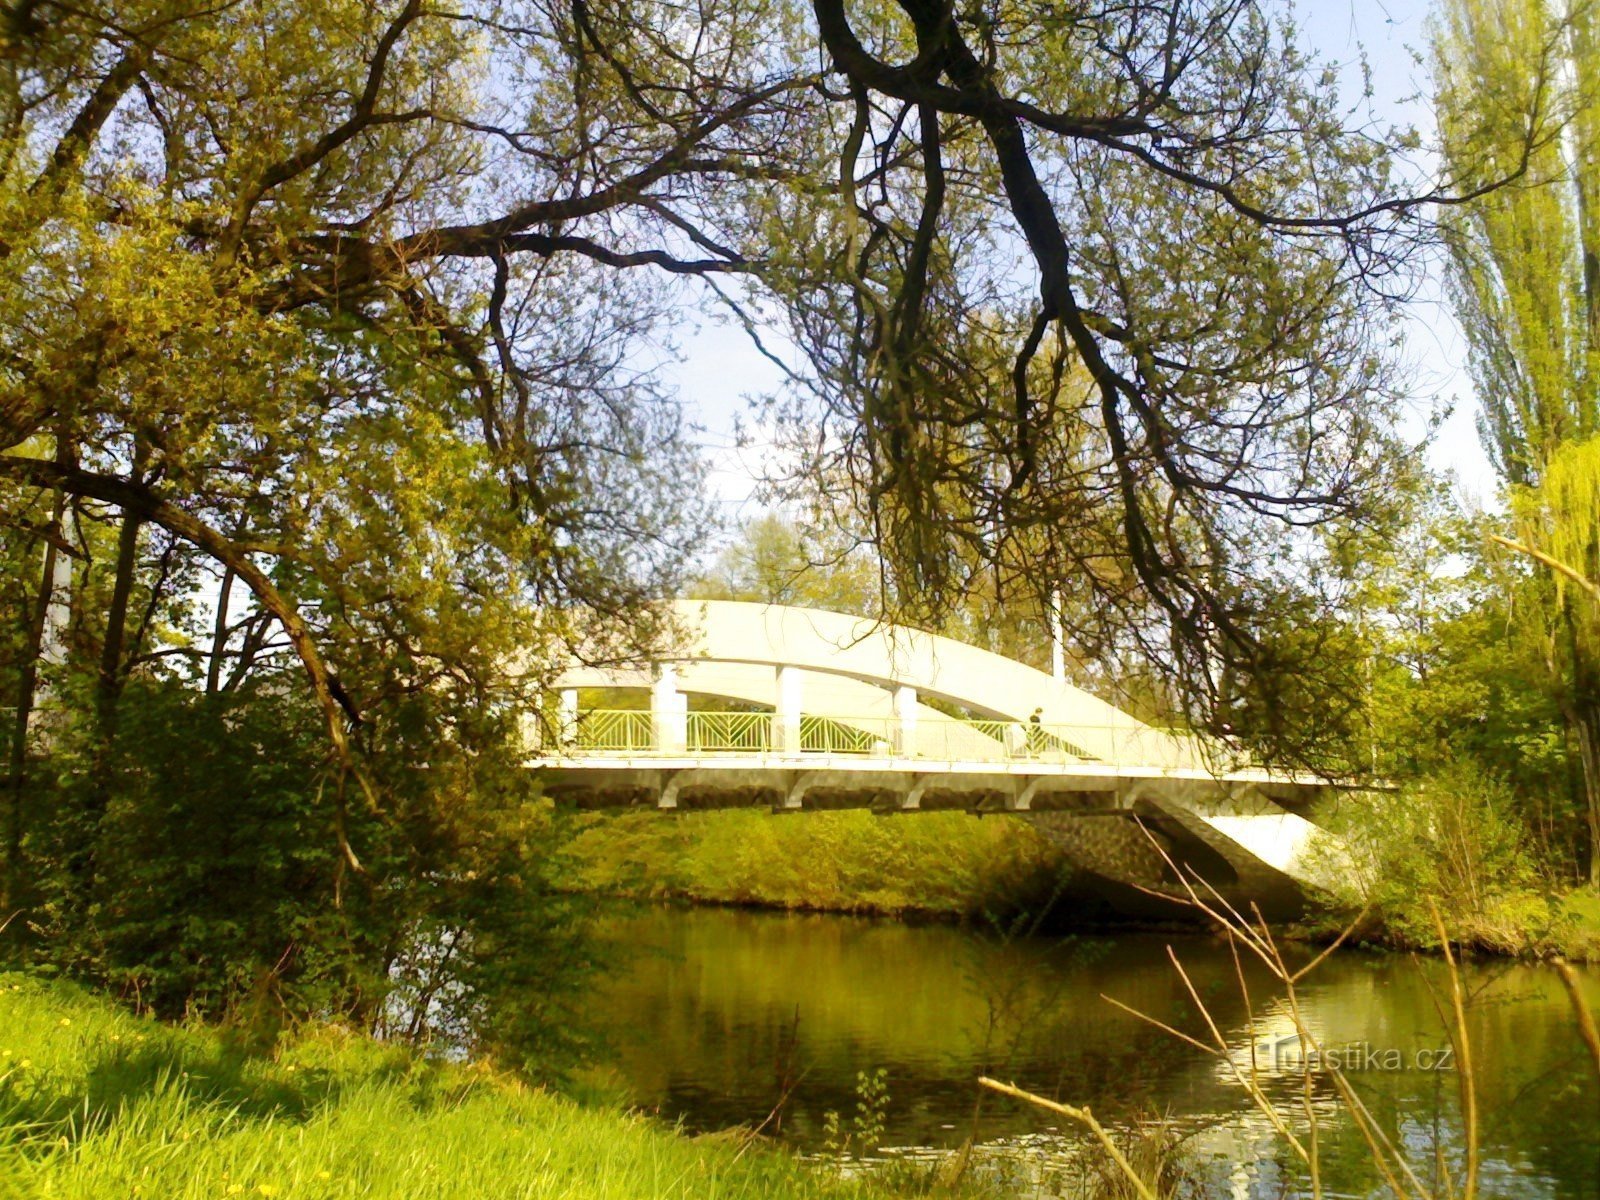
[1426,899,1479,1200]
[1552,958,1600,1084]
[981,821,1488,1200]
[974,1077,1162,1200]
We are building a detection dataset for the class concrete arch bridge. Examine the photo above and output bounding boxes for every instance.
[530,600,1357,917]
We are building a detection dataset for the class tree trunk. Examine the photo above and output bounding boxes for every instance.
[95,505,142,739]
[5,488,66,908]
[207,567,233,695]
[1576,698,1600,888]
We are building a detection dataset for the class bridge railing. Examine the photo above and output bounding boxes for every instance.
[558,709,1170,765]
[553,709,1253,771]
[575,709,654,752]
[690,710,772,752]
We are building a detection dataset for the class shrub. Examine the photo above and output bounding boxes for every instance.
[1318,762,1546,948]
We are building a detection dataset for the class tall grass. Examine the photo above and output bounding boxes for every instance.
[0,973,952,1200]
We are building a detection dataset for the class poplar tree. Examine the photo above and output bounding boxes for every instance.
[1436,0,1600,882]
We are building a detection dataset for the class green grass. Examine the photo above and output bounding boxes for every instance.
[0,973,964,1199]
[556,809,1070,919]
[1551,888,1600,960]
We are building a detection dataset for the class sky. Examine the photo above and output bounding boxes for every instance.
[657,0,1495,535]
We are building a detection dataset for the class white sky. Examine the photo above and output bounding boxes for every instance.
[658,0,1495,534]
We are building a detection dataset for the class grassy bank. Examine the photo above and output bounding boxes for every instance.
[555,809,1071,919]
[556,807,1600,959]
[0,973,965,1200]
[1297,887,1600,963]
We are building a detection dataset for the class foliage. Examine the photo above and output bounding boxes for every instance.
[10,676,597,1080]
[1317,763,1550,951]
[690,513,882,616]
[1,0,727,1002]
[1075,1119,1193,1200]
[29,681,342,1017]
[1435,0,1600,883]
[0,0,1570,1047]
[1436,0,1600,485]
[756,0,1469,761]
[0,972,964,1200]
[1,0,1476,789]
[1313,480,1591,882]
[821,1068,890,1162]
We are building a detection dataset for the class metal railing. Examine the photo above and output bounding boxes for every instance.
[688,710,772,752]
[558,709,1132,764]
[799,714,881,754]
[573,708,653,752]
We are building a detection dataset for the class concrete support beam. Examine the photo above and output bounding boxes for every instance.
[893,684,918,755]
[651,665,686,753]
[775,664,803,753]
[658,769,683,810]
[901,775,929,811]
[777,769,818,812]
[1011,778,1043,812]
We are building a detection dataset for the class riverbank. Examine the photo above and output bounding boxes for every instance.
[0,973,978,1199]
[1292,887,1600,963]
[557,809,1600,959]
[555,809,1073,922]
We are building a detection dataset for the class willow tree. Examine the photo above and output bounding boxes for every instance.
[742,0,1535,763]
[1437,0,1600,881]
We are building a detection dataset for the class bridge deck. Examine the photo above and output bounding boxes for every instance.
[529,751,1298,787]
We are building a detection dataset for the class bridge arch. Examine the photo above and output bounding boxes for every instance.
[555,599,1198,768]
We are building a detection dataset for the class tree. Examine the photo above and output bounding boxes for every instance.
[753,0,1521,757]
[0,0,757,912]
[1436,0,1600,882]
[3,1,1515,763]
[690,512,882,613]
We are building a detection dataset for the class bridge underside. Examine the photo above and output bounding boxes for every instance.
[536,761,1334,920]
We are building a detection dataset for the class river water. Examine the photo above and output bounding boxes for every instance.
[581,904,1600,1198]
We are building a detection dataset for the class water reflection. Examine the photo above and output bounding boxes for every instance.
[582,904,1600,1197]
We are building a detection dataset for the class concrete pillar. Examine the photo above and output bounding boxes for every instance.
[893,684,918,756]
[775,664,803,753]
[651,665,686,753]
[39,514,73,669]
[1050,586,1066,682]
[558,688,579,747]
[518,709,541,756]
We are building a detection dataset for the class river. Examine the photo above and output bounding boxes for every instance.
[580,904,1600,1198]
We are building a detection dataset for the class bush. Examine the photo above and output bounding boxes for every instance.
[1318,762,1548,949]
[14,678,596,1078]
